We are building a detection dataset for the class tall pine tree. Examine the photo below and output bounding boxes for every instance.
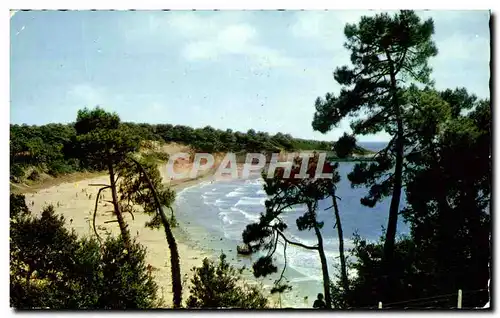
[311,11,437,285]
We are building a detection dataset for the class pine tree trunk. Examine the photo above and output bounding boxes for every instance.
[384,125,403,266]
[332,194,349,296]
[382,52,404,301]
[130,158,183,308]
[310,203,332,308]
[383,52,404,270]
[108,162,131,249]
[314,224,332,309]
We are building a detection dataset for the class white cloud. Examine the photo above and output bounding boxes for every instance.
[291,11,326,38]
[217,24,257,51]
[66,84,106,107]
[417,10,489,25]
[149,102,164,112]
[166,13,217,38]
[291,10,380,51]
[434,33,490,62]
[163,13,293,68]
[182,23,257,60]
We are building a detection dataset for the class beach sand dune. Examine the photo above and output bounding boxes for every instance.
[25,167,210,308]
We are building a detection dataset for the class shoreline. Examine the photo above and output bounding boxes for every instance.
[171,175,321,309]
[19,170,214,308]
[18,164,283,308]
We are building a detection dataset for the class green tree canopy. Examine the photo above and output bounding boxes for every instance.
[311,10,438,279]
[186,253,268,309]
[10,194,158,309]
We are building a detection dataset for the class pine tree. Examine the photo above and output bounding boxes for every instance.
[242,154,342,308]
[311,11,438,288]
[72,107,182,307]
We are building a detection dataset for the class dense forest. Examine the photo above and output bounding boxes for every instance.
[9,121,350,183]
[10,10,491,310]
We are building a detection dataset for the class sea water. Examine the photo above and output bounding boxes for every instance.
[173,142,409,307]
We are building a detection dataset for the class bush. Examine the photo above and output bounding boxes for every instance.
[329,234,421,309]
[10,164,25,182]
[152,152,170,162]
[47,160,78,177]
[97,236,159,309]
[186,253,268,309]
[27,170,40,181]
[10,194,159,309]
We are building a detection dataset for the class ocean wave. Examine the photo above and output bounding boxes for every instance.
[234,197,266,207]
[198,181,213,188]
[175,184,199,198]
[229,207,260,222]
[219,212,233,225]
[225,190,244,198]
[266,233,350,282]
[202,191,227,205]
[244,179,264,186]
[175,195,186,204]
[289,276,318,283]
[214,199,230,207]
[201,194,218,206]
[279,232,354,252]
[274,246,327,282]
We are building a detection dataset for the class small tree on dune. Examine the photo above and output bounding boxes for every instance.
[72,107,139,249]
[71,107,182,308]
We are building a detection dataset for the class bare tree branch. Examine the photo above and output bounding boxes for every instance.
[275,240,288,286]
[89,183,111,187]
[93,185,111,244]
[126,209,135,221]
[373,136,397,159]
[167,206,175,220]
[267,231,279,258]
[276,229,318,250]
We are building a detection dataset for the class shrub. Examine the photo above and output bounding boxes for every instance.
[97,236,159,309]
[186,253,268,309]
[27,170,40,181]
[152,152,170,162]
[47,160,78,177]
[10,194,159,309]
[10,164,25,182]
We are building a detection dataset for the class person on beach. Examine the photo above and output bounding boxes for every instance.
[313,293,326,309]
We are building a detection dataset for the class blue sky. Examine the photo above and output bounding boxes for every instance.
[10,10,490,142]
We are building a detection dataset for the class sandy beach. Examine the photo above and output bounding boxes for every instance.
[20,155,282,308]
[25,174,206,308]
